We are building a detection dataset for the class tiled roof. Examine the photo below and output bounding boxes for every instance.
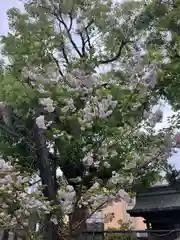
[127,184,180,216]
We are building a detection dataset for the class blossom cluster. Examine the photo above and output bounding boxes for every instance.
[0,158,52,230]
[82,95,118,122]
[57,185,76,214]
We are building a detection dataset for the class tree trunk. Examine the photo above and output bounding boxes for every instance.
[34,125,61,240]
[68,207,88,240]
[1,230,8,240]
[40,215,59,240]
[28,211,39,232]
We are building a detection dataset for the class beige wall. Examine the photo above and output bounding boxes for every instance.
[103,200,146,230]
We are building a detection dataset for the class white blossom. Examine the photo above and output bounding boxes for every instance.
[110,150,118,158]
[110,171,120,185]
[82,152,94,167]
[62,98,76,113]
[40,97,53,106]
[175,132,180,143]
[66,185,74,192]
[57,187,76,214]
[51,217,58,225]
[104,161,110,168]
[82,95,117,122]
[142,67,157,88]
[150,108,163,124]
[68,69,95,91]
[90,182,100,190]
[0,158,13,172]
[39,97,55,113]
[36,115,46,129]
[94,161,100,168]
[61,105,69,113]
[67,98,76,111]
[0,102,6,111]
[69,176,82,183]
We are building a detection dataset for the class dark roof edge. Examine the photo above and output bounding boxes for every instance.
[137,184,180,197]
[127,206,180,217]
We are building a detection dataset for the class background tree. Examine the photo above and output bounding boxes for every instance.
[136,0,180,180]
[105,219,137,240]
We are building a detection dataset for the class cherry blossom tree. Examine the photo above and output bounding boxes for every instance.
[0,0,174,239]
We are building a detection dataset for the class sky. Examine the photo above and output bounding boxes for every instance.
[0,0,180,170]
[0,0,24,36]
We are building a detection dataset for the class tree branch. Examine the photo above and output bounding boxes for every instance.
[50,54,64,77]
[79,32,86,56]
[68,12,73,32]
[56,18,70,65]
[79,20,94,55]
[84,28,92,50]
[84,20,93,50]
[98,40,129,64]
[0,123,36,152]
[38,4,70,65]
[54,9,83,57]
[28,179,41,187]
